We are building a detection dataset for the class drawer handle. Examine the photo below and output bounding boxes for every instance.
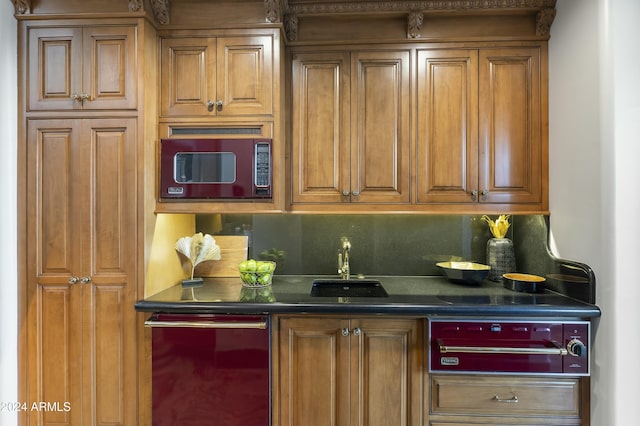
[144,320,267,329]
[438,339,568,356]
[493,395,519,403]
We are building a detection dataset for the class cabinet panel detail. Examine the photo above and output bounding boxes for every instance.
[28,27,82,111]
[291,52,350,203]
[218,36,273,115]
[351,51,410,203]
[353,320,414,426]
[162,39,215,116]
[83,26,137,109]
[37,286,81,425]
[91,125,134,274]
[35,126,76,276]
[479,48,542,204]
[92,285,127,425]
[278,317,350,426]
[417,50,479,203]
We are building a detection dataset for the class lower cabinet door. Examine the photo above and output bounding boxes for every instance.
[274,316,423,426]
[26,118,139,426]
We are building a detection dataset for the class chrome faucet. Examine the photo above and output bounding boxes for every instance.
[338,237,351,280]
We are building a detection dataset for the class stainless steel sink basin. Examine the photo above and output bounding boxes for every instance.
[310,279,389,297]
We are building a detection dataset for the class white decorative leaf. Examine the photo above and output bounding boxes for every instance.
[193,234,221,268]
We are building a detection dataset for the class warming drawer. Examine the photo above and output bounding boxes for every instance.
[429,319,590,376]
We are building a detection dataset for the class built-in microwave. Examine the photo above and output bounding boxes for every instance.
[160,138,272,199]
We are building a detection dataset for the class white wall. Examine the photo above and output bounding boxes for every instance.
[549,0,640,424]
[0,3,18,426]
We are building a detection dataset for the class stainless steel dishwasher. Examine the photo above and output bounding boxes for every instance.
[145,314,270,426]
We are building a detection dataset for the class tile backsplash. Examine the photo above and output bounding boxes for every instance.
[196,214,540,276]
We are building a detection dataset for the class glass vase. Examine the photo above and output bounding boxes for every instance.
[486,238,516,281]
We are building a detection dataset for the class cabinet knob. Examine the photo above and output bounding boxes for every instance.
[471,190,478,201]
[342,190,350,197]
[352,327,361,336]
[80,276,92,284]
[481,189,488,200]
[207,100,224,112]
[341,327,350,336]
[351,191,360,197]
[68,276,80,285]
[71,93,90,103]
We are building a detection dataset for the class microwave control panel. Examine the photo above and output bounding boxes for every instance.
[255,142,271,190]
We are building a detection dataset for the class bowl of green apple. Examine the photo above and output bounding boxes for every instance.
[238,259,276,287]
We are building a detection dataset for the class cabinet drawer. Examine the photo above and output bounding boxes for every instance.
[431,375,581,417]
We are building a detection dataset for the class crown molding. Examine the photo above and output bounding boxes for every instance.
[285,0,556,15]
[281,0,556,41]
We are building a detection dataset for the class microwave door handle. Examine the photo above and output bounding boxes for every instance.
[437,339,568,356]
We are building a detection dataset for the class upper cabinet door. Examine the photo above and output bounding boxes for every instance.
[479,47,543,205]
[28,25,137,111]
[291,51,351,203]
[81,26,137,110]
[417,49,479,204]
[217,36,273,116]
[28,27,83,111]
[161,35,273,117]
[350,50,411,204]
[161,37,217,116]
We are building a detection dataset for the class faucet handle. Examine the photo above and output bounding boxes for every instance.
[341,236,351,251]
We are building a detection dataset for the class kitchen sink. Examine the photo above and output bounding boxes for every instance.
[310,279,389,298]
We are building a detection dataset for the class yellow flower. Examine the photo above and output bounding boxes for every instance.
[481,214,511,239]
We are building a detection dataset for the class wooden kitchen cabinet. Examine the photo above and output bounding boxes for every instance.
[293,44,546,212]
[290,50,410,205]
[160,35,274,117]
[25,118,139,425]
[20,15,155,425]
[417,46,545,208]
[27,24,137,111]
[273,316,423,426]
[429,374,587,425]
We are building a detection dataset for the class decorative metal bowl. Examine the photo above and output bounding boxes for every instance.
[436,261,491,285]
[503,273,546,293]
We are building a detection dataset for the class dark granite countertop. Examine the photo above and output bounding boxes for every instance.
[135,275,601,318]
